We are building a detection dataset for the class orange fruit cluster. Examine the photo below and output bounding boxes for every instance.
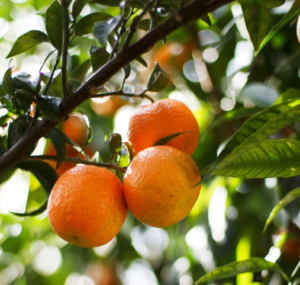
[48,99,201,248]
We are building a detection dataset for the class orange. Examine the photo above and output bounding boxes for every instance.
[48,165,127,248]
[123,146,201,228]
[128,99,199,156]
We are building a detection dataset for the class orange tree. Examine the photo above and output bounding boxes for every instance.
[2,0,300,284]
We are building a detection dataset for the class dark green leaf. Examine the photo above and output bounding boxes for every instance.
[7,117,27,149]
[14,90,34,112]
[3,68,15,96]
[10,202,47,217]
[136,56,148,67]
[200,15,211,26]
[0,136,6,157]
[264,186,300,232]
[13,73,41,94]
[2,96,16,113]
[91,0,144,7]
[108,133,122,155]
[46,0,64,52]
[258,0,300,53]
[239,0,269,50]
[154,132,191,146]
[212,139,300,178]
[75,12,112,36]
[267,0,285,9]
[6,31,49,58]
[274,88,300,104]
[90,46,110,72]
[19,160,58,196]
[72,0,87,20]
[0,84,6,97]
[36,94,64,122]
[147,62,170,92]
[49,128,66,169]
[212,99,300,176]
[93,15,122,46]
[123,64,131,80]
[196,258,289,284]
[70,59,91,81]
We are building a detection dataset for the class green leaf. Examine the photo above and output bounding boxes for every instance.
[36,94,65,123]
[6,31,49,58]
[107,133,122,155]
[154,132,191,146]
[46,0,64,52]
[264,186,300,232]
[147,62,170,92]
[0,136,6,157]
[14,89,34,112]
[123,64,131,80]
[212,99,300,176]
[136,56,148,68]
[90,46,110,72]
[257,0,300,53]
[7,117,27,149]
[238,0,269,51]
[91,0,144,7]
[274,88,300,105]
[49,129,66,169]
[267,0,285,9]
[201,107,261,142]
[75,12,112,36]
[93,15,122,46]
[195,258,289,284]
[19,160,58,196]
[117,145,130,168]
[213,139,300,178]
[10,202,47,217]
[2,96,16,113]
[200,14,211,26]
[72,0,87,20]
[3,68,15,96]
[13,73,41,94]
[70,59,91,81]
[92,151,103,163]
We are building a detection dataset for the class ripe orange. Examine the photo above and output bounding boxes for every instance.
[128,99,199,156]
[123,146,201,228]
[48,165,127,248]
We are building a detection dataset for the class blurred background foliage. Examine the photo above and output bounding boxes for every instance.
[1,0,300,284]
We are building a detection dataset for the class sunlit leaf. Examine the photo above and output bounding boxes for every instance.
[258,0,300,53]
[200,14,211,26]
[239,0,269,51]
[6,31,49,58]
[49,128,66,169]
[196,258,289,284]
[264,186,300,232]
[147,63,170,92]
[46,0,64,52]
[11,202,47,217]
[212,139,300,178]
[36,94,65,122]
[274,88,300,104]
[212,99,300,175]
[93,15,122,46]
[92,151,103,163]
[75,12,112,36]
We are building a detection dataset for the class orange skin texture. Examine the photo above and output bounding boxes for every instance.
[48,165,127,248]
[128,99,199,156]
[123,146,201,228]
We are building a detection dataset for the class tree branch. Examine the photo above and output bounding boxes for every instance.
[0,0,234,175]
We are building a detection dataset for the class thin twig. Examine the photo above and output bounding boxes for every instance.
[61,1,70,99]
[123,0,156,49]
[289,261,300,285]
[39,50,56,73]
[25,155,127,173]
[93,88,154,103]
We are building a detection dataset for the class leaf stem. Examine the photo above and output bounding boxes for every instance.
[25,155,127,173]
[61,0,70,99]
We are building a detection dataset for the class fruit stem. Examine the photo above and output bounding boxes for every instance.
[25,155,127,173]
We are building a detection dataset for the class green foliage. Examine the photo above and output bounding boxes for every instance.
[147,63,170,92]
[36,95,65,122]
